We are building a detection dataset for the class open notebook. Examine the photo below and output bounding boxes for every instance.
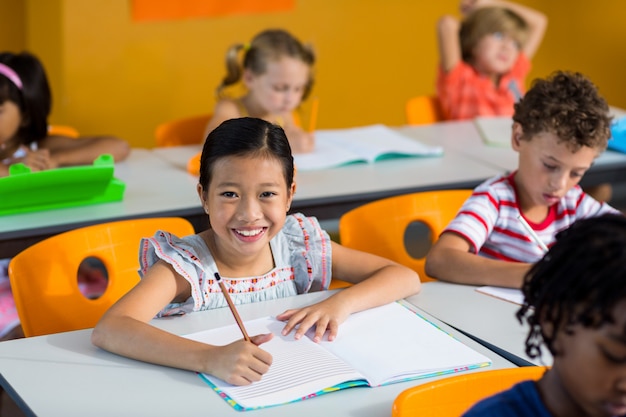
[293,124,443,171]
[185,302,492,411]
[474,116,514,148]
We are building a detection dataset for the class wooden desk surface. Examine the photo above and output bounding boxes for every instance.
[0,291,515,417]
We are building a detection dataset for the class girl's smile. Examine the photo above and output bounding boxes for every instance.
[198,154,294,274]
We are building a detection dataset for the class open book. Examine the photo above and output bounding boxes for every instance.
[185,302,492,411]
[474,116,514,148]
[293,124,443,171]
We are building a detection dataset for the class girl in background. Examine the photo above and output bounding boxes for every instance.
[203,29,315,154]
[0,51,130,176]
[0,51,130,339]
[436,0,547,120]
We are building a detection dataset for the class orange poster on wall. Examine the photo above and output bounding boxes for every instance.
[132,0,295,21]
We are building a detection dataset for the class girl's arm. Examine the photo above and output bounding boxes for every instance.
[91,260,273,385]
[281,118,315,154]
[425,232,530,287]
[461,0,547,58]
[39,135,131,166]
[202,99,242,140]
[277,242,421,342]
[1,147,55,175]
[437,14,462,73]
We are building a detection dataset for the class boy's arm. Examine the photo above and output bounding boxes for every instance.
[437,15,462,73]
[425,232,530,288]
[463,0,547,58]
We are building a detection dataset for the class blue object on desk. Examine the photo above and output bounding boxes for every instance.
[0,154,125,215]
[609,117,626,153]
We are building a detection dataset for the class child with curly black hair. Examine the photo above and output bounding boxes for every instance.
[463,214,626,416]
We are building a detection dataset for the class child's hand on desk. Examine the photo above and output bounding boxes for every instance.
[208,334,274,386]
[283,124,315,154]
[16,148,55,171]
[276,297,350,343]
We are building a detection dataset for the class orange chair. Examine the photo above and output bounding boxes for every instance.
[154,113,212,147]
[48,124,80,138]
[392,366,548,417]
[338,189,472,282]
[405,95,444,125]
[8,217,195,337]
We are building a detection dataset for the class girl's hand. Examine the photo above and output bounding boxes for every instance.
[282,125,315,154]
[205,333,274,386]
[17,148,55,171]
[276,298,350,343]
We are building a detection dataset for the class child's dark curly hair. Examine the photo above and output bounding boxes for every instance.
[516,214,626,359]
[513,71,612,152]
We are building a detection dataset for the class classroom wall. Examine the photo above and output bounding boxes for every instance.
[2,0,626,148]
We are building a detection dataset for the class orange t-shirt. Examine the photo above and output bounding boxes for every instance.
[436,53,531,121]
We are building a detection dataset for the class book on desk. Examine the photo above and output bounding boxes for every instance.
[185,302,492,411]
[293,124,443,171]
[474,116,513,148]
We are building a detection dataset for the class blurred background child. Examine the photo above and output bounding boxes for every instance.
[203,29,316,154]
[436,0,547,120]
[0,51,130,340]
[0,51,130,176]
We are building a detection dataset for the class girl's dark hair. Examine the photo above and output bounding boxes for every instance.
[517,214,626,359]
[198,117,294,192]
[0,51,51,146]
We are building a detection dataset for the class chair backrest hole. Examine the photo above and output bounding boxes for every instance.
[77,257,109,300]
[403,221,433,259]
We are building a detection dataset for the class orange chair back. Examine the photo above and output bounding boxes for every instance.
[338,189,472,282]
[392,367,548,417]
[8,217,195,337]
[154,114,212,147]
[405,95,444,125]
[48,124,80,138]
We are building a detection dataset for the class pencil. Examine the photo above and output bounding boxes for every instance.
[214,272,251,342]
[308,97,319,133]
[517,214,549,252]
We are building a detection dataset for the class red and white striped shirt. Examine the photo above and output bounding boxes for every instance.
[444,172,620,263]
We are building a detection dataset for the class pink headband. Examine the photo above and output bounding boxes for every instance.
[0,63,23,90]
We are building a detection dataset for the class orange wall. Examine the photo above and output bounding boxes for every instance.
[2,1,626,148]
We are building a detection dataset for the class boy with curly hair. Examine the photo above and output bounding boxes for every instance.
[426,71,621,288]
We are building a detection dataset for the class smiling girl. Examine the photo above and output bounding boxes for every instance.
[92,117,420,386]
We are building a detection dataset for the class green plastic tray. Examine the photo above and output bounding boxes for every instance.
[0,154,126,215]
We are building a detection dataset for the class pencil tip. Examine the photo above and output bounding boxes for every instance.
[214,272,221,281]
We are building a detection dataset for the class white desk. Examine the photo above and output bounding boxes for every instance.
[0,291,516,417]
[405,281,553,367]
